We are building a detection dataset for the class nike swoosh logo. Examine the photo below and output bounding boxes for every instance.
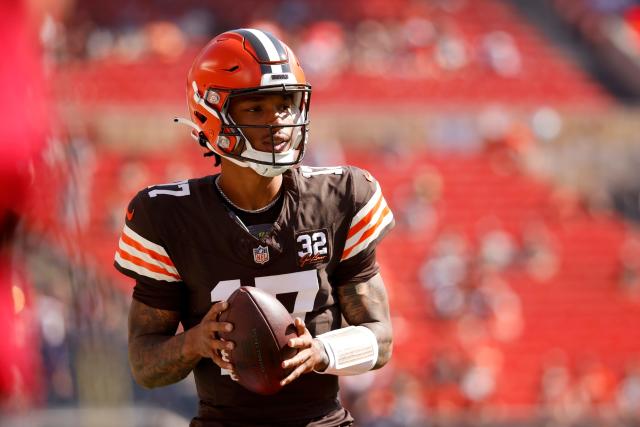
[126,208,134,221]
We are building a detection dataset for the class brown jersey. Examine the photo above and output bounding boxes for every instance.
[114,165,394,425]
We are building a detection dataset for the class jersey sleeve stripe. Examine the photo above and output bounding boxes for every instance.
[122,224,174,264]
[341,206,394,261]
[118,237,179,276]
[346,193,384,241]
[345,191,390,249]
[120,232,175,268]
[348,182,382,230]
[115,249,181,281]
[342,204,390,258]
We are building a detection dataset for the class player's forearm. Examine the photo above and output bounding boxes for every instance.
[129,331,200,388]
[337,273,394,369]
[362,322,393,369]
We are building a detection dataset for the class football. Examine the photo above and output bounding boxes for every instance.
[217,286,298,395]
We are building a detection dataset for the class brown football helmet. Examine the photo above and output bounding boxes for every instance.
[176,29,311,177]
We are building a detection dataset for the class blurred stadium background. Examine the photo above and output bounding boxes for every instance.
[2,0,640,426]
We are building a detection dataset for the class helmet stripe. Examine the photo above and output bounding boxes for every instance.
[235,29,269,62]
[235,29,270,62]
[260,63,271,74]
[261,31,288,61]
[236,28,287,63]
[235,29,273,74]
[246,29,286,62]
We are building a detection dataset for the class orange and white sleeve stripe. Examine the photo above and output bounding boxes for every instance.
[341,182,394,261]
[114,224,181,282]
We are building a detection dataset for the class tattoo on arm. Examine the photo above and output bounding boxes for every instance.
[128,300,199,388]
[337,273,393,369]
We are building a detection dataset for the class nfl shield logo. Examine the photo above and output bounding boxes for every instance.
[253,245,269,264]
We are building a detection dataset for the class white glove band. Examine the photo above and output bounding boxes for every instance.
[314,326,378,376]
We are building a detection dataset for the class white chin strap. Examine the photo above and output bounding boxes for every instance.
[222,154,288,178]
[240,141,299,177]
[212,137,301,178]
[250,163,293,178]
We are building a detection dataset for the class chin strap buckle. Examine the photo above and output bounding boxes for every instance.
[173,117,217,159]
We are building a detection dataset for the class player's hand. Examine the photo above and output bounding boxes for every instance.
[279,317,329,386]
[184,301,236,373]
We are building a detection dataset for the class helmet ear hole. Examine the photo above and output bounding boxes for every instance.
[194,111,207,124]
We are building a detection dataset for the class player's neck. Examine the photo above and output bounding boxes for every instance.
[217,162,283,211]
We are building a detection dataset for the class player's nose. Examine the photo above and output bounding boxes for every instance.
[267,110,289,133]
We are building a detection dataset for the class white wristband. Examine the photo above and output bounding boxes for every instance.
[314,326,378,376]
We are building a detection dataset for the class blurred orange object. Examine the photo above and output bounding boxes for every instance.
[0,0,48,408]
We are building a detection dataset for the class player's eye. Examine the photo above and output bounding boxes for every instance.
[245,105,262,113]
[278,102,292,113]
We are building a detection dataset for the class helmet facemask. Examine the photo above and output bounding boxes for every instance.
[214,85,311,177]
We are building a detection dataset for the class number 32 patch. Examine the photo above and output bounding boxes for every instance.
[295,228,330,267]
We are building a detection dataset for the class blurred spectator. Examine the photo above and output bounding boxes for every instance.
[352,20,396,76]
[531,106,564,143]
[177,8,216,40]
[574,357,616,412]
[547,186,587,222]
[457,271,523,346]
[419,232,470,319]
[61,135,96,232]
[429,113,482,154]
[480,31,522,78]
[479,273,523,342]
[616,360,640,420]
[460,346,502,405]
[37,294,74,404]
[617,229,640,301]
[520,220,561,282]
[396,166,443,234]
[477,223,517,272]
[539,350,586,424]
[434,32,469,72]
[478,106,513,148]
[425,349,468,420]
[85,27,115,60]
[357,387,401,427]
[298,22,349,83]
[144,21,186,60]
[479,106,534,175]
[389,373,428,427]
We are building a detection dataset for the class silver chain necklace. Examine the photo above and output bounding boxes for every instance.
[214,176,281,214]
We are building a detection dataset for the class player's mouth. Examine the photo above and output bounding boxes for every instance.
[263,134,291,153]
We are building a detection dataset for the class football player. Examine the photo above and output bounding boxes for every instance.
[115,28,395,427]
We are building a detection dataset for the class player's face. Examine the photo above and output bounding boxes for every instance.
[228,93,297,153]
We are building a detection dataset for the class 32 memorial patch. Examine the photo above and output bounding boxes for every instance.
[295,228,330,267]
